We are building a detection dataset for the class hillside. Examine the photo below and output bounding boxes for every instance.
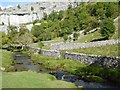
[30,2,119,42]
[1,2,119,49]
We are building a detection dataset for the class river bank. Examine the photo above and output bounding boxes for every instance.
[1,49,120,89]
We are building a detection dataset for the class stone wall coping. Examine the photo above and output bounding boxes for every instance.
[65,51,120,59]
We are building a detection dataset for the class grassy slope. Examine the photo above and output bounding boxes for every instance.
[62,18,120,57]
[29,37,63,49]
[112,17,120,39]
[29,17,119,49]
[72,30,102,43]
[62,43,119,57]
[71,17,119,43]
[2,71,78,88]
[0,50,14,68]
[31,54,87,74]
[42,37,63,49]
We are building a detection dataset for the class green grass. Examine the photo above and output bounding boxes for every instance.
[112,17,120,39]
[2,71,78,88]
[0,72,1,90]
[31,54,87,73]
[31,54,105,83]
[29,37,63,49]
[72,30,102,43]
[0,50,14,68]
[62,43,119,57]
[71,17,119,43]
[42,37,63,49]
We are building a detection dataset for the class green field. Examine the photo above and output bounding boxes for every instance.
[62,43,119,57]
[2,71,78,88]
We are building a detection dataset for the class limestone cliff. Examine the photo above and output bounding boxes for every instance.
[0,1,80,26]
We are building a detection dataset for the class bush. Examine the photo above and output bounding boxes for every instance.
[100,18,115,39]
[63,35,68,42]
[31,6,34,11]
[38,41,44,49]
[73,32,79,40]
[17,5,21,9]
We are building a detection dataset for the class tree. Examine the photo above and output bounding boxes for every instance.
[8,25,17,34]
[38,41,44,48]
[17,4,21,9]
[31,6,34,11]
[1,32,11,45]
[43,13,48,20]
[19,26,29,35]
[31,25,44,38]
[16,33,33,45]
[100,18,115,39]
[7,25,18,44]
[48,11,58,21]
[68,4,72,9]
[2,22,4,25]
[73,32,79,41]
[58,10,64,20]
[63,35,68,42]
[0,7,2,11]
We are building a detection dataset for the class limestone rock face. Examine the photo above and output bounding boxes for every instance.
[0,1,80,26]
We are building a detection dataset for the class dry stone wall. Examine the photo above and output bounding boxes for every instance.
[25,46,61,59]
[40,49,61,59]
[25,46,120,68]
[64,52,120,68]
[50,39,120,50]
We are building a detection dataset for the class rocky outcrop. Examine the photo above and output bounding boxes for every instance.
[0,2,80,26]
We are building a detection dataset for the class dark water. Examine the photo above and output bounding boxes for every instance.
[49,71,119,89]
[13,52,40,72]
[13,52,119,89]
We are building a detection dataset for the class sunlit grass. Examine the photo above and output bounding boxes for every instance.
[72,30,102,43]
[2,71,78,88]
[0,50,14,68]
[62,43,119,57]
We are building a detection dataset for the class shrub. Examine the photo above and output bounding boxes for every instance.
[100,18,115,39]
[38,41,44,49]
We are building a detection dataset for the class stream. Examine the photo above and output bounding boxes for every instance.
[11,52,119,89]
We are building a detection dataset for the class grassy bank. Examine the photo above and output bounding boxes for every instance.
[31,54,120,84]
[62,43,119,57]
[72,30,102,43]
[3,71,78,88]
[0,50,14,68]
[1,50,79,88]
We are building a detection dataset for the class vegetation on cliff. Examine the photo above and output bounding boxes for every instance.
[31,2,119,42]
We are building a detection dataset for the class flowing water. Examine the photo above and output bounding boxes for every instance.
[49,71,119,89]
[12,52,119,89]
[13,53,40,72]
